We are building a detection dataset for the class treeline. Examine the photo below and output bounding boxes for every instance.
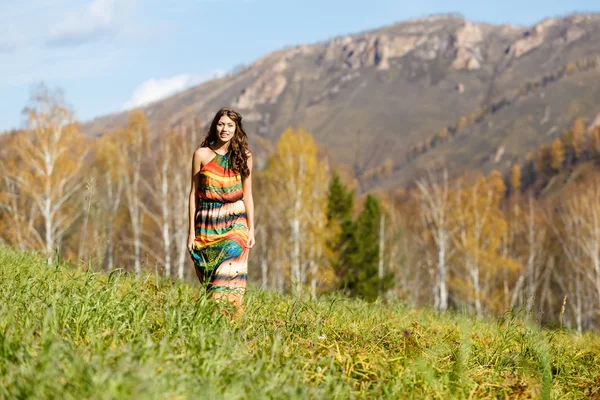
[3,84,600,332]
[0,85,201,278]
[401,165,600,333]
[500,116,600,198]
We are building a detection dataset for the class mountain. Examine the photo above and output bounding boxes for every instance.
[85,13,600,191]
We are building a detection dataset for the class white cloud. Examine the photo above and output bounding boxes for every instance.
[122,70,226,110]
[46,0,137,46]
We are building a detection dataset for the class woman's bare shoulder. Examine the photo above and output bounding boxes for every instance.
[194,146,213,160]
[195,146,211,155]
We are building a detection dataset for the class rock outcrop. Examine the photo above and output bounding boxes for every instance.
[451,22,484,70]
[506,18,556,58]
[233,59,289,109]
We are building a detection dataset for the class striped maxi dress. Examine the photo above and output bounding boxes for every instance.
[190,150,249,305]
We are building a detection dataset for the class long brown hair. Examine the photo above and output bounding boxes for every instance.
[200,107,250,178]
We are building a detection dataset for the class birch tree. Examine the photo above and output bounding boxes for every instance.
[264,127,328,296]
[510,191,546,313]
[10,84,87,264]
[388,191,425,306]
[142,132,175,276]
[254,170,288,291]
[92,131,125,271]
[451,171,508,317]
[556,175,600,329]
[118,110,149,276]
[171,121,204,279]
[0,131,37,250]
[307,162,333,298]
[415,168,453,311]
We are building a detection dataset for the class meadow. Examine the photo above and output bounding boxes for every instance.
[1,246,599,399]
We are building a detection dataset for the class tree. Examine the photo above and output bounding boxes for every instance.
[0,131,36,251]
[521,153,536,189]
[565,62,577,74]
[562,119,586,164]
[536,144,554,179]
[451,172,508,317]
[342,194,393,300]
[510,163,522,196]
[263,127,328,296]
[510,191,546,314]
[307,162,333,298]
[119,110,149,276]
[10,84,87,264]
[386,191,424,305]
[550,138,565,171]
[571,118,586,160]
[89,131,125,271]
[326,172,356,288]
[556,175,600,329]
[439,127,449,141]
[415,168,453,311]
[141,132,176,277]
[171,121,205,279]
[591,127,600,156]
[456,116,468,135]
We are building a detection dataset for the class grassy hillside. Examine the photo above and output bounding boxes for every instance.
[1,247,599,399]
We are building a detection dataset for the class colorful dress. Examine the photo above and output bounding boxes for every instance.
[190,151,249,304]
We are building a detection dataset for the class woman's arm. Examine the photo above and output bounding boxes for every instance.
[187,149,202,251]
[242,153,255,248]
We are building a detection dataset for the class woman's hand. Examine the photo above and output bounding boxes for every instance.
[246,227,255,248]
[187,234,195,253]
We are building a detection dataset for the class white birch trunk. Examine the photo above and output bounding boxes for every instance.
[438,238,448,311]
[43,185,54,264]
[261,256,269,289]
[105,171,122,271]
[160,158,171,277]
[416,169,451,312]
[575,268,583,333]
[470,261,482,317]
[290,155,304,297]
[291,215,301,296]
[525,193,537,313]
[124,168,143,276]
[378,213,385,297]
[276,260,284,293]
[78,179,94,263]
[310,243,321,299]
[174,170,188,279]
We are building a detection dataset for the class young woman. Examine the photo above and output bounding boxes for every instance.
[187,107,255,314]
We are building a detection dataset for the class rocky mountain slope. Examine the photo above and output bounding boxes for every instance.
[85,13,600,191]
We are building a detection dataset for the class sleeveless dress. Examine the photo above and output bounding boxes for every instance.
[190,151,249,303]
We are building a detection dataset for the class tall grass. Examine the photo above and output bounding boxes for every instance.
[1,246,599,399]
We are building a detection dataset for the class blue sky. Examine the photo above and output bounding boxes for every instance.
[1,0,599,131]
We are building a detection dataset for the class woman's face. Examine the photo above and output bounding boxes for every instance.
[216,115,236,143]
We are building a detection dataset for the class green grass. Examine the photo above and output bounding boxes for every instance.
[1,247,600,399]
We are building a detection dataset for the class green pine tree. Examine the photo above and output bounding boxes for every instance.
[344,194,394,300]
[326,172,356,285]
[327,177,394,300]
[345,194,380,299]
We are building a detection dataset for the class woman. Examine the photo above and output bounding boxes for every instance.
[187,107,255,314]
